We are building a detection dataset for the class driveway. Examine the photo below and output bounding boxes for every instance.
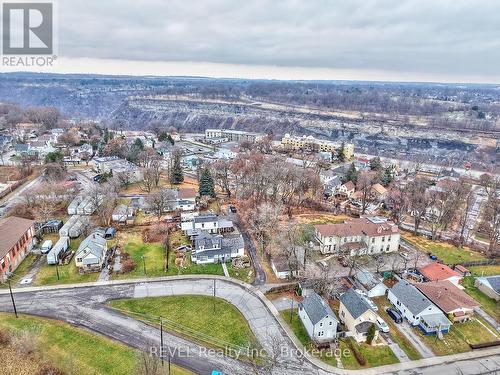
[233,215,266,285]
[395,321,434,358]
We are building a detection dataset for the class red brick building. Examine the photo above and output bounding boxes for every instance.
[0,216,35,282]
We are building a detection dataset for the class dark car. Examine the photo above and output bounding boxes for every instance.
[93,175,102,182]
[229,205,237,213]
[386,307,403,323]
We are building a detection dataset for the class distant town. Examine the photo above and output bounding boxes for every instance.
[0,103,498,375]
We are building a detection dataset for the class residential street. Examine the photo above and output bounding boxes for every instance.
[0,277,499,375]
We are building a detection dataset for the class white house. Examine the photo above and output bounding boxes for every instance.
[474,276,500,301]
[315,216,400,256]
[354,270,388,298]
[298,292,339,343]
[75,233,107,271]
[388,280,451,335]
[181,213,234,237]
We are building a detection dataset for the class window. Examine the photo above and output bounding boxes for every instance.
[319,322,323,327]
[371,238,375,243]
[329,321,333,326]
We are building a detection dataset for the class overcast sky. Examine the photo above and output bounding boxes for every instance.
[5,0,500,83]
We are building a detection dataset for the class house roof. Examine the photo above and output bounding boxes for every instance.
[76,234,106,261]
[390,280,434,316]
[419,263,460,282]
[355,321,373,333]
[415,281,478,313]
[178,188,197,200]
[340,288,373,319]
[343,181,355,191]
[355,270,384,290]
[477,276,500,294]
[0,216,35,260]
[299,292,338,325]
[371,183,387,195]
[315,216,399,238]
[454,265,469,274]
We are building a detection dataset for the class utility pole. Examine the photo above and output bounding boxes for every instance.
[7,277,18,318]
[160,317,164,367]
[141,256,147,275]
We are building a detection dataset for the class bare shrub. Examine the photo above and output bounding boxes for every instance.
[11,331,38,355]
[36,364,66,375]
[0,330,11,346]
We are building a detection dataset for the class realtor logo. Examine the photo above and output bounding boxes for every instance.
[2,2,53,54]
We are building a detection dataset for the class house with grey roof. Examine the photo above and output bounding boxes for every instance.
[475,275,500,301]
[339,288,379,343]
[75,233,107,271]
[191,231,244,264]
[354,269,388,297]
[388,280,451,335]
[298,292,338,343]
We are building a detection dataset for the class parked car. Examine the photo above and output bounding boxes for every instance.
[93,175,102,182]
[386,307,403,323]
[376,316,390,333]
[399,252,409,260]
[229,205,237,213]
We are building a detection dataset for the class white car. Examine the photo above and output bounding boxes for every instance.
[376,316,390,333]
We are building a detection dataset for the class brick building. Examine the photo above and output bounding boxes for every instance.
[0,216,36,282]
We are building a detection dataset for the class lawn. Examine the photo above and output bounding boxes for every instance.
[109,295,260,354]
[0,313,192,375]
[0,253,38,288]
[373,297,422,360]
[402,232,485,264]
[279,309,398,369]
[462,276,500,321]
[416,317,498,356]
[468,265,500,277]
[34,238,99,286]
[227,264,254,283]
[111,231,225,279]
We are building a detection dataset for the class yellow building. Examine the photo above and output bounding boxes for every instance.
[281,134,354,159]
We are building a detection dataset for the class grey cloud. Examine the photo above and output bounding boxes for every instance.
[57,0,500,77]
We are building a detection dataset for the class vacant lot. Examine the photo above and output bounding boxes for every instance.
[111,231,225,279]
[468,265,500,277]
[402,232,485,264]
[110,295,259,354]
[0,313,192,375]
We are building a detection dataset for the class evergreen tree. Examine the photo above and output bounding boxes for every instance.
[370,157,383,171]
[169,152,184,184]
[337,142,346,162]
[380,167,394,185]
[342,162,358,184]
[198,167,215,197]
[366,323,376,344]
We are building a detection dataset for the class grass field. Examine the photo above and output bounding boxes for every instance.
[468,265,500,277]
[462,276,500,321]
[0,253,38,288]
[402,232,485,264]
[416,317,498,356]
[109,295,260,354]
[0,313,192,375]
[373,297,422,360]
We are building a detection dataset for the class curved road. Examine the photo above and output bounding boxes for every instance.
[1,276,499,375]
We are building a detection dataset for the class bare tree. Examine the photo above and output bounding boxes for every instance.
[356,171,375,214]
[406,178,429,235]
[146,189,176,221]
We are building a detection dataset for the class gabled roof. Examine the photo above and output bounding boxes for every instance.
[390,280,434,316]
[76,234,106,260]
[0,216,35,260]
[315,216,399,238]
[340,288,372,319]
[178,188,197,200]
[477,275,500,294]
[343,181,355,191]
[419,263,460,282]
[299,292,338,325]
[371,183,387,195]
[415,281,478,313]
